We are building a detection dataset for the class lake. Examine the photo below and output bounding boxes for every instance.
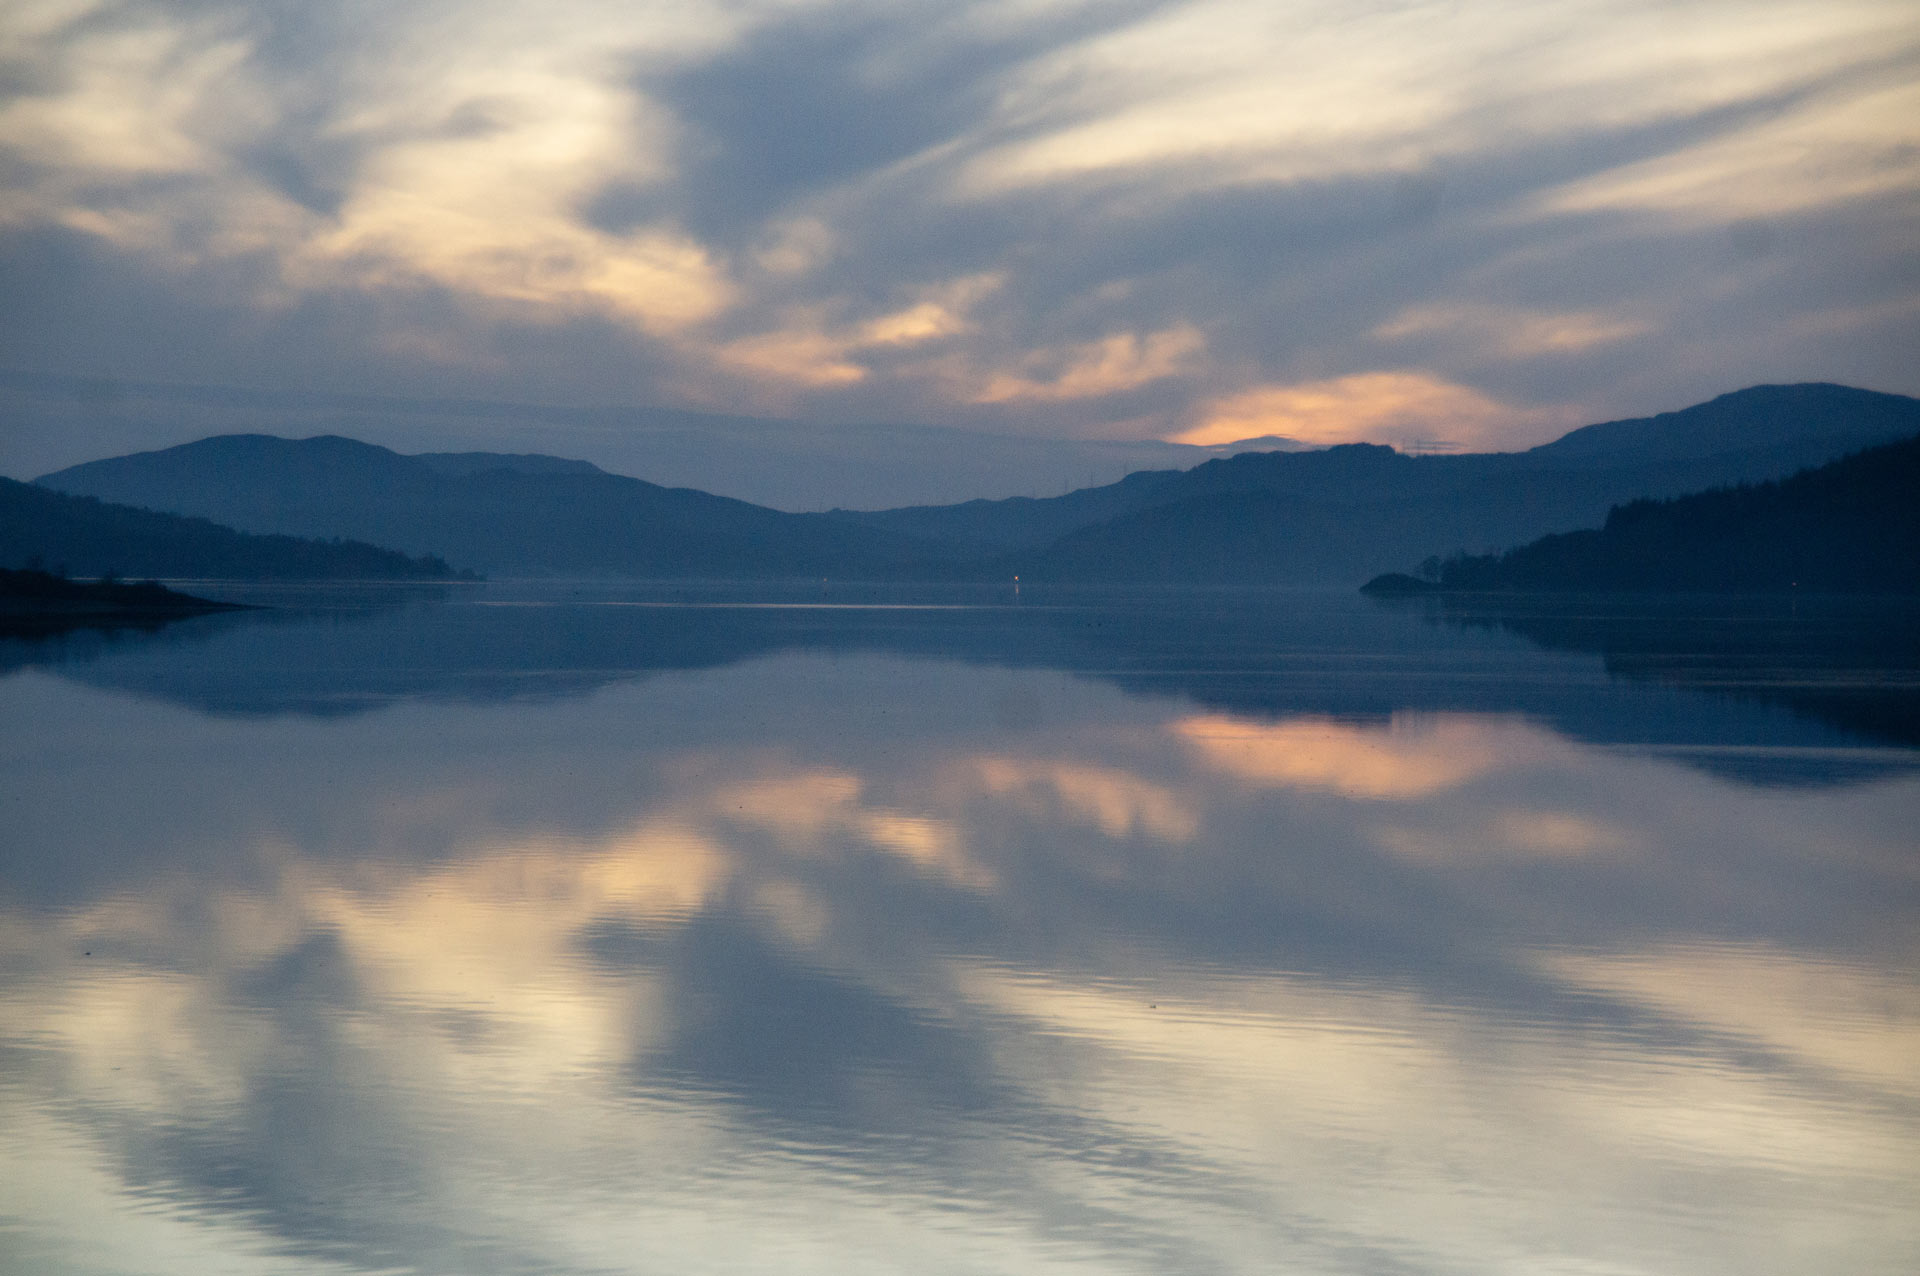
[3,583,1917,1274]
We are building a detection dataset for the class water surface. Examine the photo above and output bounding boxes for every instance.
[3,584,1916,1274]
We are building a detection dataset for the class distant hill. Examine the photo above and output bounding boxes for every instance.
[841,384,1920,580]
[413,452,605,478]
[0,477,467,580]
[32,383,1920,583]
[35,434,943,577]
[0,368,1269,511]
[1522,383,1919,466]
[37,437,952,575]
[1401,435,1920,593]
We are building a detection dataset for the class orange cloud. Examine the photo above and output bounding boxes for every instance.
[975,324,1205,404]
[707,274,1004,393]
[1171,371,1555,451]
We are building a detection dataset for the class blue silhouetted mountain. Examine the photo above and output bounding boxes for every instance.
[1397,434,1920,594]
[32,383,1920,582]
[35,434,947,577]
[840,383,1920,581]
[412,452,605,478]
[1,476,467,580]
[1522,382,1919,465]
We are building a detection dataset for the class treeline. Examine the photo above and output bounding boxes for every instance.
[1421,435,1920,594]
[0,477,472,580]
[0,567,242,616]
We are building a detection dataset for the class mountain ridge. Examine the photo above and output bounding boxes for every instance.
[1382,435,1920,594]
[35,433,947,577]
[1,368,1268,510]
[0,476,469,580]
[844,384,1920,556]
[32,383,1920,583]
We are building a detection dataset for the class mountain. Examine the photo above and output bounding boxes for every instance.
[919,384,1920,581]
[413,452,604,478]
[0,477,467,580]
[835,384,1920,562]
[33,383,1920,583]
[1522,383,1920,467]
[1396,435,1920,594]
[34,434,941,577]
[1,369,1268,511]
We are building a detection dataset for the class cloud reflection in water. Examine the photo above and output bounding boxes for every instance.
[2,656,1917,1274]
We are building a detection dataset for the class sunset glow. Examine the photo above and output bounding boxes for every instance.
[3,0,1914,452]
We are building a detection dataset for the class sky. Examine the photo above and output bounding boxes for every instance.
[2,0,1918,466]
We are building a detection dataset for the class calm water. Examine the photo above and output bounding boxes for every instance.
[3,584,1917,1275]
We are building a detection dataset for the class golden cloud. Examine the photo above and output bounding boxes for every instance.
[713,325,871,387]
[973,324,1205,404]
[295,180,733,334]
[0,3,745,334]
[1171,371,1553,451]
[709,274,1003,392]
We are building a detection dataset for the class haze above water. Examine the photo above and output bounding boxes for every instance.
[3,585,1917,1275]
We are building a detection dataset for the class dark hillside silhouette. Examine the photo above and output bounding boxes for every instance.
[0,477,468,580]
[1408,435,1920,593]
[839,384,1920,564]
[36,434,944,577]
[1522,382,1920,465]
[31,383,1920,583]
[0,567,244,632]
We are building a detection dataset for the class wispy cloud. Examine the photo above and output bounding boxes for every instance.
[2,0,1915,455]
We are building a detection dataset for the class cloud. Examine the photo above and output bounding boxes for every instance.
[0,0,1916,459]
[1372,302,1649,359]
[973,322,1206,404]
[1171,371,1561,451]
[704,271,1004,393]
[1533,64,1920,222]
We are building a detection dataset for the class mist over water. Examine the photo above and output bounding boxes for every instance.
[3,585,1917,1274]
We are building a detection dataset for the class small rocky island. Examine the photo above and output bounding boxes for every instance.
[0,568,246,630]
